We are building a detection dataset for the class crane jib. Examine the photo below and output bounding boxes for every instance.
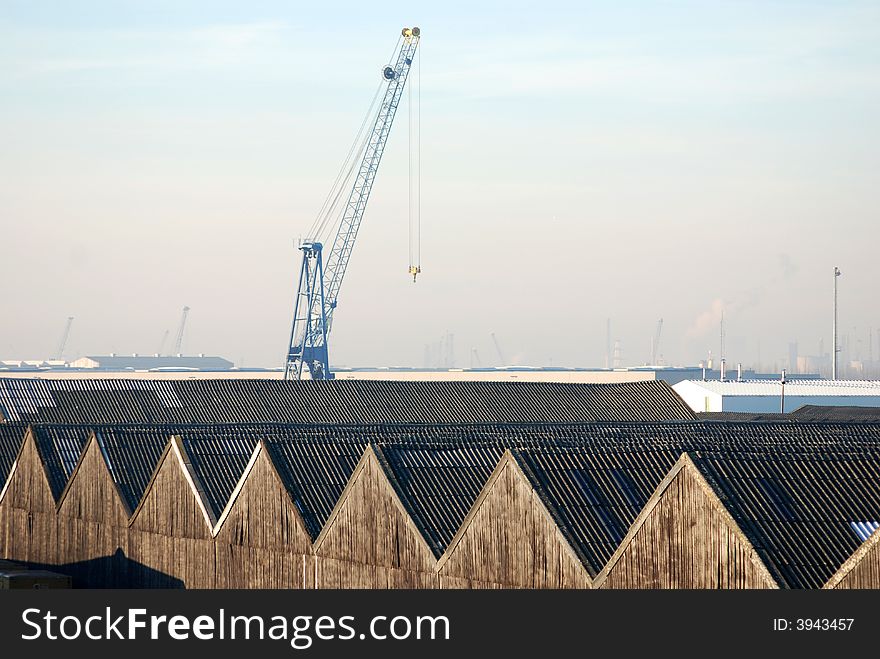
[283,29,420,381]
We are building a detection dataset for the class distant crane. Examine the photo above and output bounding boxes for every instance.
[471,348,482,369]
[174,306,190,355]
[491,332,507,366]
[650,318,663,365]
[284,27,421,380]
[53,316,74,360]
[158,329,170,355]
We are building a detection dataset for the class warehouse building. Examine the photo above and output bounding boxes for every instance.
[2,378,880,589]
[4,411,880,588]
[674,379,880,413]
[67,355,234,371]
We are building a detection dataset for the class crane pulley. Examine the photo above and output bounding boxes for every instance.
[283,27,421,380]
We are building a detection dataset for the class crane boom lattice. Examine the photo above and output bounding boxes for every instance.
[174,306,190,355]
[54,317,74,361]
[284,27,421,380]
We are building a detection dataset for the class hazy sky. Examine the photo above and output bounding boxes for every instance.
[1,1,879,369]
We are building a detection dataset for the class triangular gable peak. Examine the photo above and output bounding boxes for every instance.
[312,445,437,583]
[0,425,60,565]
[690,450,880,589]
[212,440,315,589]
[0,424,30,506]
[593,453,778,589]
[0,426,58,512]
[128,436,216,537]
[0,423,27,495]
[55,432,132,522]
[212,440,312,548]
[436,449,591,589]
[825,522,880,589]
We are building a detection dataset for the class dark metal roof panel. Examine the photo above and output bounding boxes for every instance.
[177,430,259,520]
[790,406,880,422]
[0,379,695,424]
[378,442,504,556]
[0,423,27,490]
[264,432,368,540]
[691,451,880,589]
[95,426,179,513]
[30,425,93,499]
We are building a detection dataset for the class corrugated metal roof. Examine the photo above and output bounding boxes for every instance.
[0,423,26,490]
[178,431,258,521]
[377,441,505,557]
[691,451,880,589]
[698,411,792,421]
[679,379,880,397]
[850,521,880,542]
[30,425,93,499]
[791,406,880,422]
[264,433,369,539]
[0,379,695,424]
[15,419,880,587]
[95,426,178,513]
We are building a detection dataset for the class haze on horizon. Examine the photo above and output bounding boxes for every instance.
[1,1,878,371]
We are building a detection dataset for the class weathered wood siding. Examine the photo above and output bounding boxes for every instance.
[55,437,131,586]
[128,445,215,588]
[438,576,506,589]
[0,432,57,566]
[213,445,313,588]
[598,460,777,589]
[314,447,437,589]
[438,456,591,589]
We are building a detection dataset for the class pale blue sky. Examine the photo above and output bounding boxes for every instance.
[1,1,879,369]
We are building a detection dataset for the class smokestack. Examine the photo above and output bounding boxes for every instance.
[720,358,726,382]
[780,369,787,413]
[737,362,742,382]
[605,318,611,369]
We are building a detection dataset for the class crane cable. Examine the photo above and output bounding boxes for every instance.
[408,39,421,282]
[306,81,384,243]
[305,35,404,244]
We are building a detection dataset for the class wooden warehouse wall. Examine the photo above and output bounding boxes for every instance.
[595,455,778,589]
[128,438,215,588]
[313,446,438,589]
[8,430,880,590]
[0,429,58,566]
[825,526,880,589]
[213,441,314,589]
[55,434,132,586]
[437,451,591,589]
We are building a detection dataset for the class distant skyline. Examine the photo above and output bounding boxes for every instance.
[2,2,879,370]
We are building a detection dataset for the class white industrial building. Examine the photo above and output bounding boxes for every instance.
[673,379,880,414]
[68,354,234,371]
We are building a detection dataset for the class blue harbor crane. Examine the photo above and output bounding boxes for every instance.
[284,27,421,380]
